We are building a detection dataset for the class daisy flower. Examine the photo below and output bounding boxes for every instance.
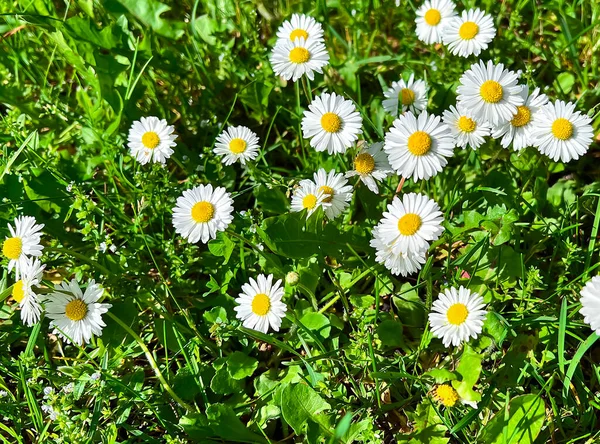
[290,181,327,217]
[276,13,324,44]
[382,74,428,117]
[442,105,491,149]
[373,193,444,255]
[491,86,549,150]
[415,0,456,44]
[3,215,44,280]
[370,231,427,277]
[442,8,496,57]
[45,279,112,346]
[127,116,177,165]
[234,274,287,334]
[308,168,353,220]
[214,125,260,165]
[580,276,600,334]
[302,92,363,154]
[12,257,45,326]
[345,142,393,193]
[384,111,454,181]
[432,384,459,407]
[270,37,329,82]
[530,100,594,162]
[456,60,524,126]
[172,184,234,244]
[429,286,487,347]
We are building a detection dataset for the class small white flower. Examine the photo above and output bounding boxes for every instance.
[62,382,74,394]
[456,60,524,126]
[345,142,393,193]
[442,105,491,149]
[302,92,363,154]
[308,168,353,220]
[109,244,117,253]
[579,276,600,334]
[370,231,427,277]
[429,286,487,347]
[530,100,594,162]
[12,257,45,327]
[415,0,457,44]
[127,116,177,165]
[270,37,329,82]
[2,215,44,280]
[442,8,496,57]
[382,74,429,117]
[41,404,58,420]
[234,274,287,334]
[214,126,260,166]
[98,242,107,253]
[0,390,8,398]
[384,111,454,181]
[45,279,112,346]
[43,387,54,397]
[290,181,327,217]
[90,372,101,381]
[172,184,234,244]
[276,13,324,44]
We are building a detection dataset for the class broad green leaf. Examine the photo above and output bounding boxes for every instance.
[111,0,185,39]
[377,320,404,347]
[281,383,331,435]
[208,232,235,264]
[299,312,331,342]
[226,351,259,380]
[452,345,483,402]
[396,401,449,444]
[423,368,457,384]
[206,404,266,443]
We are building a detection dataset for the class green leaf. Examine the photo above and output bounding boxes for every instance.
[193,14,218,45]
[377,320,404,347]
[208,231,235,264]
[226,351,259,380]
[423,368,457,384]
[281,383,331,435]
[110,0,185,39]
[206,404,266,443]
[299,312,331,342]
[396,401,449,444]
[451,345,483,402]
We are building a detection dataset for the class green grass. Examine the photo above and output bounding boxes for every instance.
[1,0,600,442]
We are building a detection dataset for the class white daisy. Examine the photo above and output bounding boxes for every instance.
[373,193,444,255]
[456,60,524,126]
[214,125,260,165]
[345,142,393,193]
[302,92,363,154]
[491,86,549,151]
[530,100,594,163]
[290,181,327,217]
[270,37,329,82]
[415,0,457,44]
[384,111,454,181]
[45,279,112,346]
[127,116,177,165]
[442,105,491,149]
[2,215,44,280]
[580,276,600,334]
[234,274,287,334]
[370,231,427,276]
[172,184,234,244]
[276,13,324,44]
[429,286,487,347]
[308,168,353,220]
[442,8,496,57]
[382,74,429,117]
[12,257,45,327]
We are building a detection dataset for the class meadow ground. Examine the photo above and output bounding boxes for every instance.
[1,0,600,443]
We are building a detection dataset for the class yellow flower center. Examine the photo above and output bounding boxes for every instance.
[302,194,318,210]
[511,106,531,127]
[447,303,469,325]
[479,80,503,104]
[435,385,459,407]
[12,280,25,303]
[458,21,479,40]
[457,116,477,133]
[320,112,342,133]
[290,28,309,41]
[399,88,415,106]
[191,201,215,223]
[407,131,432,156]
[397,213,422,236]
[354,153,375,175]
[424,9,442,26]
[65,299,88,322]
[551,118,574,140]
[229,138,247,154]
[141,131,160,149]
[289,47,310,64]
[251,293,271,316]
[3,237,23,260]
[318,185,335,203]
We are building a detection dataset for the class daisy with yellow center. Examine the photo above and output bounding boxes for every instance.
[270,36,329,82]
[290,180,327,217]
[433,385,459,407]
[442,105,491,149]
[172,184,234,244]
[442,8,496,57]
[345,142,393,193]
[127,116,177,165]
[234,274,287,334]
[429,286,487,347]
[309,168,353,220]
[214,125,261,165]
[384,111,454,181]
[45,279,112,346]
[382,74,428,117]
[276,13,324,45]
[12,257,45,327]
[580,276,600,335]
[302,92,363,154]
[530,100,594,163]
[415,0,457,44]
[370,232,427,277]
[3,215,44,280]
